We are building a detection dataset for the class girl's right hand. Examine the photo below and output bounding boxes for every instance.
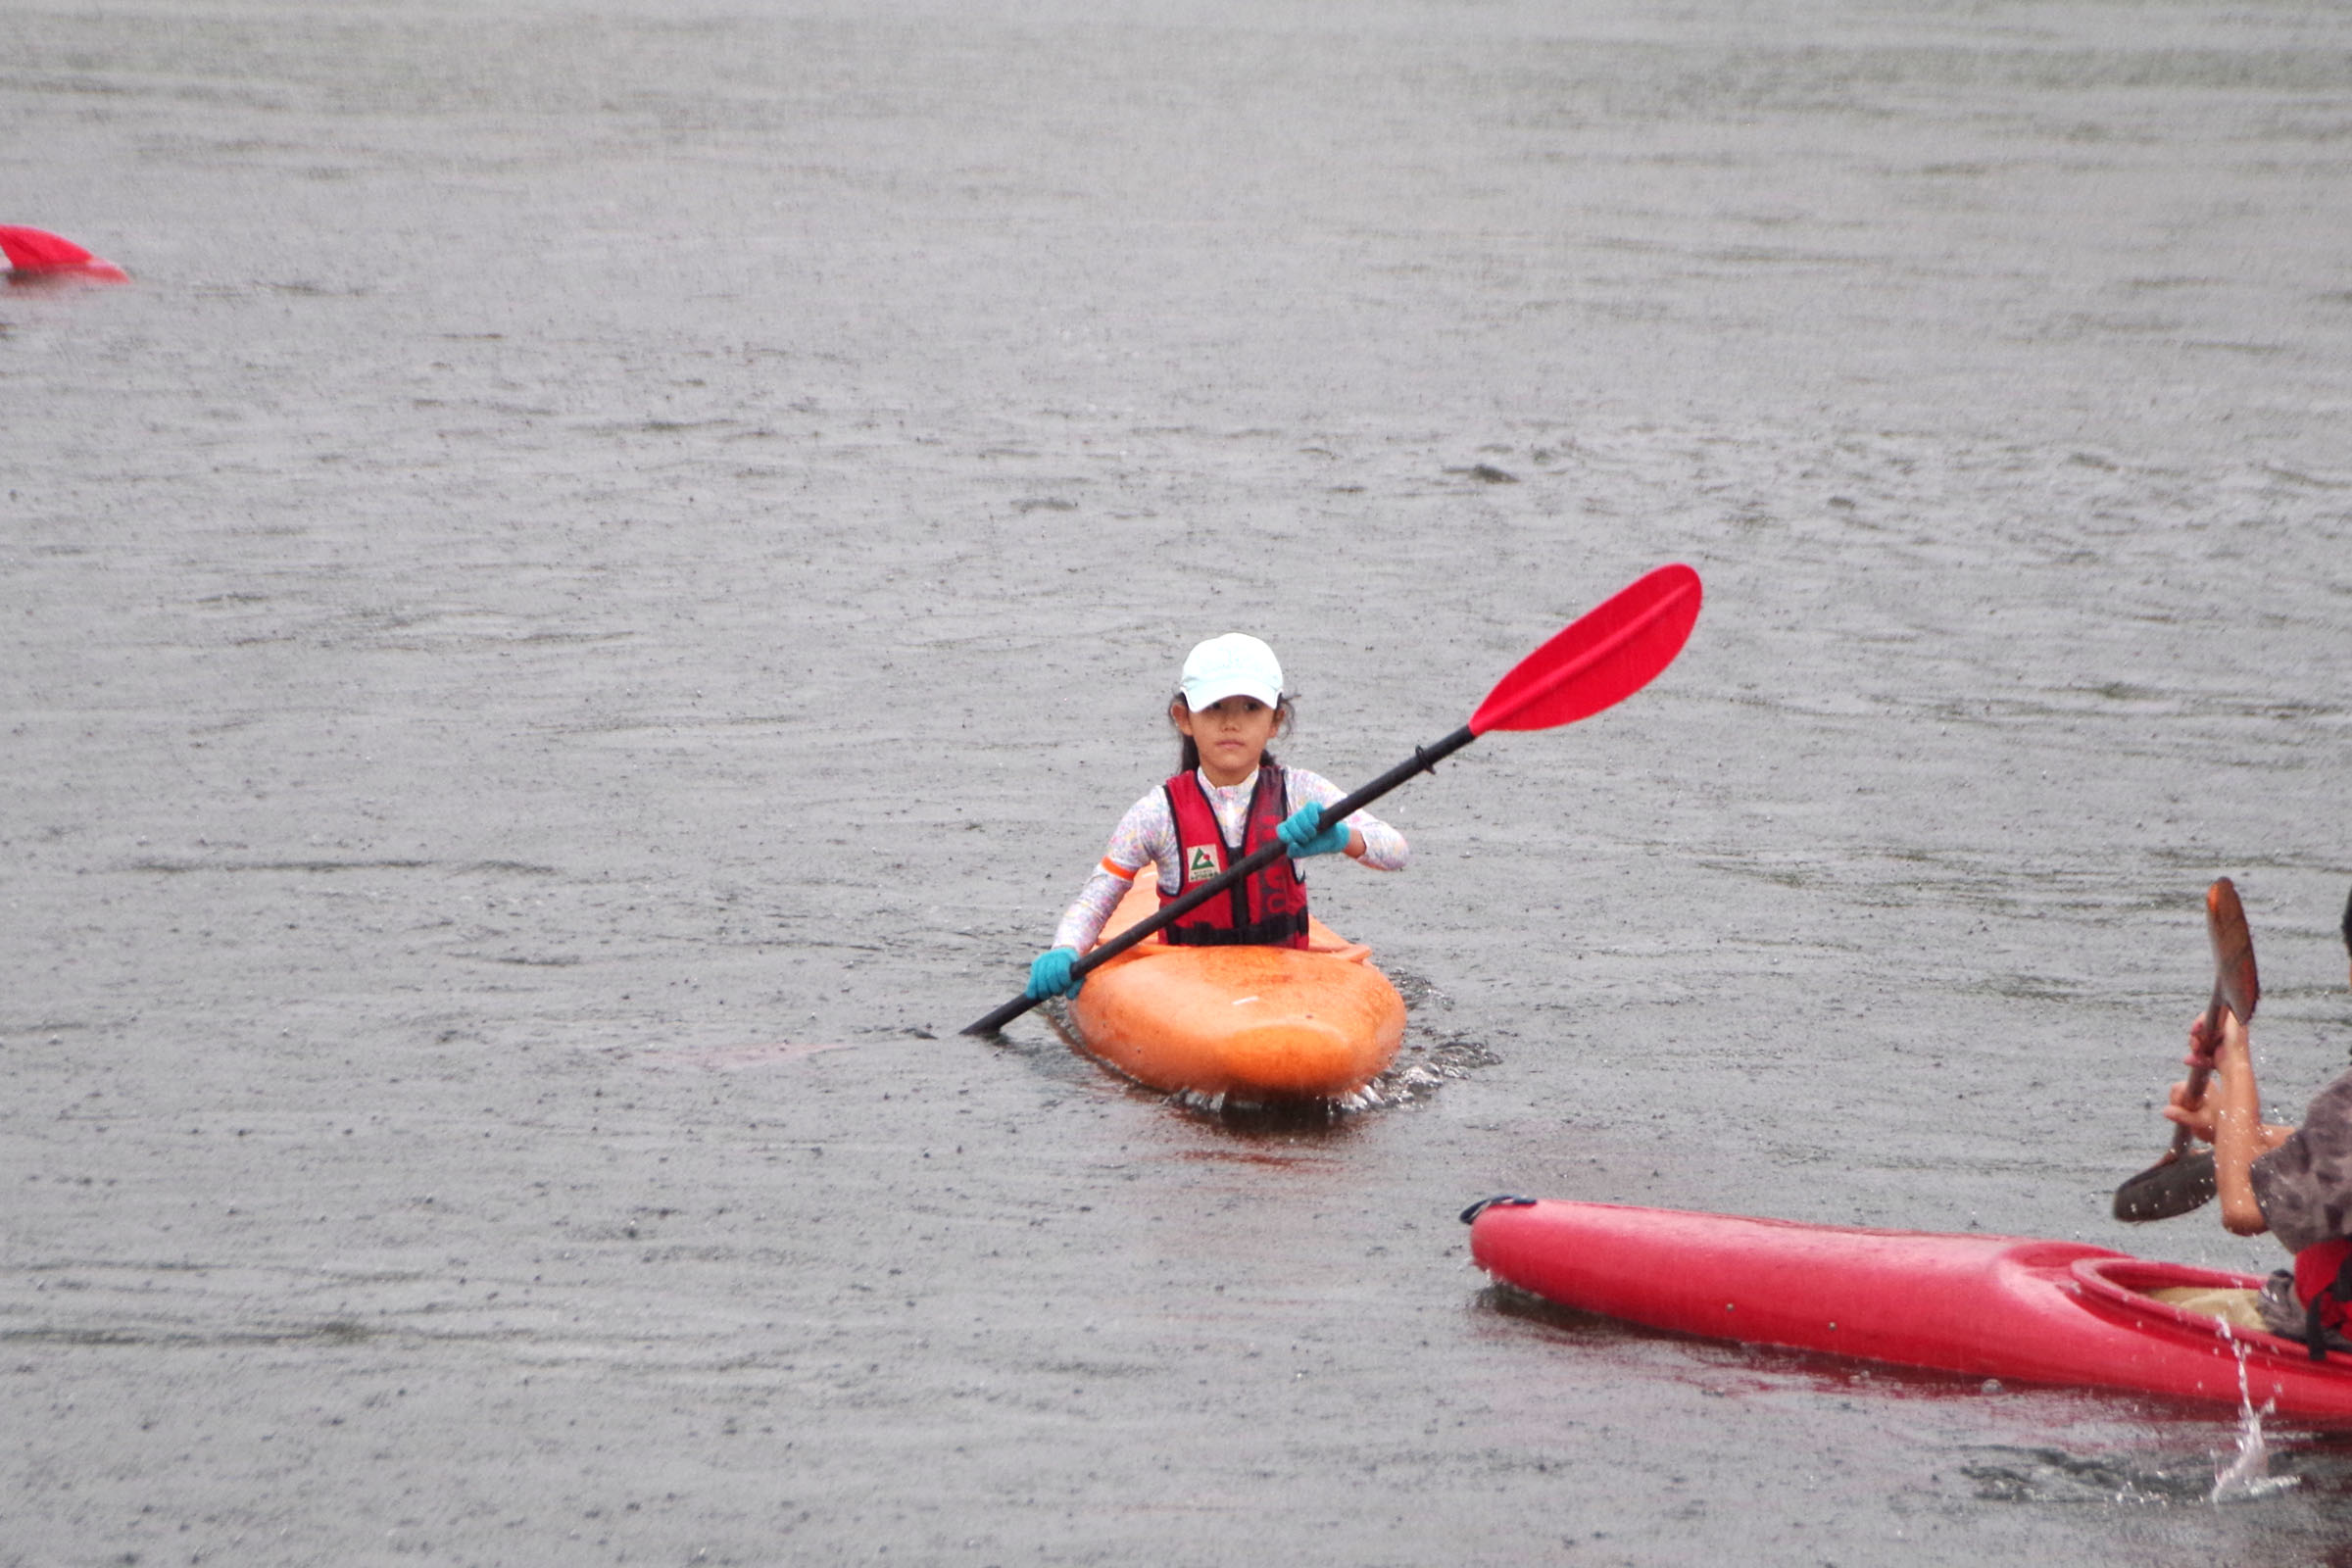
[2184,1007,2251,1071]
[2165,1009,2251,1143]
[1026,947,1083,1001]
[2184,1010,2217,1068]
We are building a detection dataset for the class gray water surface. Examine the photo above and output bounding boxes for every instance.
[6,2,2352,1563]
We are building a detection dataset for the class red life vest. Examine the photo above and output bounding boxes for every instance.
[1159,767,1311,949]
[2294,1238,2352,1357]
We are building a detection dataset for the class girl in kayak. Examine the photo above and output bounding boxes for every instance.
[2164,885,2352,1352]
[1022,632,1408,1001]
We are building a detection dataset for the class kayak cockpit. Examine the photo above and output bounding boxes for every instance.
[2145,1285,2270,1335]
[2070,1255,2284,1346]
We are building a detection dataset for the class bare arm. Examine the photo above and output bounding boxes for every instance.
[2165,1010,2295,1236]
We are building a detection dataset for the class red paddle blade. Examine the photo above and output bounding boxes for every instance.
[1469,564,1702,735]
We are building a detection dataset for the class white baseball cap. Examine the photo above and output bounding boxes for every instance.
[1179,633,1283,711]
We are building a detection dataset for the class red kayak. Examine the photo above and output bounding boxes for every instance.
[1465,1198,2352,1423]
[1,225,129,283]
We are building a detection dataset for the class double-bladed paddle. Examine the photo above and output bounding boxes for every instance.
[2112,877,2260,1222]
[961,563,1706,1038]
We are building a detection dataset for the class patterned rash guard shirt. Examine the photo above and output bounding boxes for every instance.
[2252,1066,2352,1254]
[1051,764,1407,955]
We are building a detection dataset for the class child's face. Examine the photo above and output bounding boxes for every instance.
[1176,696,1280,786]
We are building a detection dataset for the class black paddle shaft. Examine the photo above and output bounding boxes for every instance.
[961,724,1479,1036]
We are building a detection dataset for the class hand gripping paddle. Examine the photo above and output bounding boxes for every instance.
[961,564,1705,1037]
[2111,877,2260,1222]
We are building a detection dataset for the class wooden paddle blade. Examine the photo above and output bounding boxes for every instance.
[2207,877,2258,1024]
[2110,879,2257,1220]
[1468,564,1701,735]
[2113,1149,2218,1222]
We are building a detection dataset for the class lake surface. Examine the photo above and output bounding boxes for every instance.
[6,2,2351,1562]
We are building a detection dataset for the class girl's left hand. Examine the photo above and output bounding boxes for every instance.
[2163,1079,2219,1143]
[1278,804,1351,858]
[1025,947,1084,1001]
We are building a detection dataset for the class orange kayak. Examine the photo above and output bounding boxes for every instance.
[1065,869,1405,1101]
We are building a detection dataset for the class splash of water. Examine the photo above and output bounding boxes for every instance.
[2209,1325,2297,1504]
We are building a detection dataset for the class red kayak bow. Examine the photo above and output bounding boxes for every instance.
[1,225,130,283]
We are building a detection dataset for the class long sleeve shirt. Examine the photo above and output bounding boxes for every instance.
[1051,764,1407,955]
[2253,1067,2352,1254]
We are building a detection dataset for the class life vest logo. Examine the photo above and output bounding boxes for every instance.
[1186,847,1221,884]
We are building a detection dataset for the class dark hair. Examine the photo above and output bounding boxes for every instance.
[2341,882,2352,959]
[1169,692,1293,775]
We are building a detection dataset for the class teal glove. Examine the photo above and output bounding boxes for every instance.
[1277,803,1351,858]
[1025,946,1083,1001]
